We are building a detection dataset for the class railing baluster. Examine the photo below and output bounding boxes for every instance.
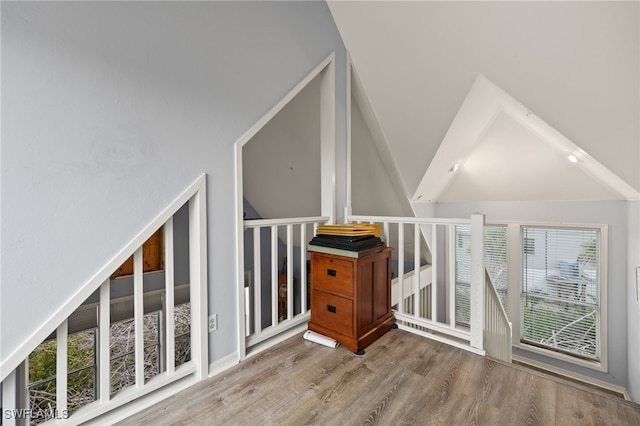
[414,223,420,317]
[253,227,262,334]
[431,223,438,322]
[164,218,176,374]
[286,224,293,321]
[134,247,145,386]
[244,285,251,337]
[470,214,485,351]
[447,225,456,327]
[2,368,18,426]
[18,362,28,422]
[300,223,307,313]
[57,319,68,416]
[99,279,111,401]
[271,225,279,327]
[397,223,405,314]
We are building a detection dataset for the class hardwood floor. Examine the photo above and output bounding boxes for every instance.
[120,329,640,425]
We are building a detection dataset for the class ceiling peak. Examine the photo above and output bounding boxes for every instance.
[412,75,639,203]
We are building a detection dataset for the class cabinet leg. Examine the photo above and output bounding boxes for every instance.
[392,323,398,329]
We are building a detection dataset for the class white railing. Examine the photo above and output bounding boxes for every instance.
[347,214,486,355]
[484,271,513,362]
[238,212,511,361]
[1,175,208,425]
[242,216,328,352]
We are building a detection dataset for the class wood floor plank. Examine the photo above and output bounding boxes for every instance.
[118,329,640,426]
[555,382,634,426]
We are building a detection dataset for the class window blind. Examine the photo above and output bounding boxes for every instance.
[521,226,600,360]
[455,225,508,326]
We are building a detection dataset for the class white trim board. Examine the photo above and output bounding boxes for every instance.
[208,352,239,378]
[245,323,309,360]
[512,354,629,400]
[412,74,640,203]
[87,372,200,425]
[0,174,207,382]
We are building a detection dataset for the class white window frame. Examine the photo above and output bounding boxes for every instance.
[506,222,608,372]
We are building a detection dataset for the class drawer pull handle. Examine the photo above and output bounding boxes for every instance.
[327,304,337,313]
[327,269,336,277]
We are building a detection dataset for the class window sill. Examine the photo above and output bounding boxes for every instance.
[513,341,607,373]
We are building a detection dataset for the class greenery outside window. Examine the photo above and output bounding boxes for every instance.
[27,329,97,425]
[520,226,603,362]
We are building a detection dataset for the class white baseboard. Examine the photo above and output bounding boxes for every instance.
[208,352,239,377]
[245,323,308,359]
[87,354,241,425]
[512,354,631,400]
[88,375,199,425]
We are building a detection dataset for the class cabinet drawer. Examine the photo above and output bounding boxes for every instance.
[312,254,354,297]
[312,290,353,337]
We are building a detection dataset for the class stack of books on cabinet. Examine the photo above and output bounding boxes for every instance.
[308,224,385,257]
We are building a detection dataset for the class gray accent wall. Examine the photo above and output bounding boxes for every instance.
[243,74,321,220]
[1,1,347,364]
[435,200,629,388]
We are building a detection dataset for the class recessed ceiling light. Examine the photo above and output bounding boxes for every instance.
[449,163,459,173]
[568,155,578,163]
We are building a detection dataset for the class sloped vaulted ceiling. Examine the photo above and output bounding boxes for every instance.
[328,1,640,202]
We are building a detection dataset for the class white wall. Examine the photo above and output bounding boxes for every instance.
[1,1,347,365]
[436,200,629,388]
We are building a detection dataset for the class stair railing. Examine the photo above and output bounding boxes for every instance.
[1,175,208,425]
[484,270,513,362]
[346,213,486,354]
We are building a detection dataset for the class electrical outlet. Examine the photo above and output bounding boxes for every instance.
[208,314,217,332]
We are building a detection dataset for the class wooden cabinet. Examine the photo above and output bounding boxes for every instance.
[308,247,394,354]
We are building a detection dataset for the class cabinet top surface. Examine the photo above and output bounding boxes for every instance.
[309,246,393,261]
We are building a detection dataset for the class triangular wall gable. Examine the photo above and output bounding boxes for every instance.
[412,75,639,203]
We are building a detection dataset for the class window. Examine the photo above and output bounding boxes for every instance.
[455,224,508,326]
[455,226,471,325]
[521,226,603,361]
[453,221,606,369]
